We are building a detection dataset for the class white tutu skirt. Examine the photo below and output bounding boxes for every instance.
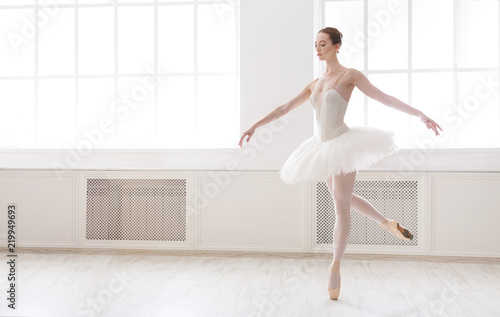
[279,127,399,185]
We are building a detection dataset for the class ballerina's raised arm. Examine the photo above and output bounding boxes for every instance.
[349,69,443,137]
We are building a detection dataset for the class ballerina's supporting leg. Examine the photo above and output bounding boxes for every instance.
[325,171,356,299]
[326,171,356,262]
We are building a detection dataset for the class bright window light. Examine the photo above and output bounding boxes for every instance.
[325,0,500,149]
[0,1,239,149]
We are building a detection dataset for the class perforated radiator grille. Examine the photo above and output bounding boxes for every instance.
[316,180,418,246]
[86,178,187,241]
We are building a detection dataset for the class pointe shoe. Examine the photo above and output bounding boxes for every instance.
[380,219,413,241]
[327,275,341,300]
[327,263,341,300]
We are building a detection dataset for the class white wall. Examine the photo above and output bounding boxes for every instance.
[0,171,76,247]
[1,170,499,258]
[431,173,500,257]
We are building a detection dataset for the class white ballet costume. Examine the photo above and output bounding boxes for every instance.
[279,70,399,185]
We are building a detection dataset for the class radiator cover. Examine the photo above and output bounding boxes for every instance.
[86,178,187,241]
[316,180,419,246]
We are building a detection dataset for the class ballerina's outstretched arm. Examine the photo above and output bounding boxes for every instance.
[350,69,444,137]
[238,78,319,147]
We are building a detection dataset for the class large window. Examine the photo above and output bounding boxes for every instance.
[325,0,499,149]
[0,0,239,149]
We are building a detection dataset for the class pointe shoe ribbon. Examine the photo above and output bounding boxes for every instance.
[381,219,413,241]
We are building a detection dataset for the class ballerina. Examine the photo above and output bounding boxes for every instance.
[238,27,443,300]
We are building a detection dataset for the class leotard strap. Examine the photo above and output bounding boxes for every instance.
[312,77,319,90]
[332,70,348,89]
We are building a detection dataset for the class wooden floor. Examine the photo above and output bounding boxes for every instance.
[1,250,499,317]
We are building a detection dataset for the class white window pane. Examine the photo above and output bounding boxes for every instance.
[158,5,194,73]
[78,0,113,4]
[0,80,35,147]
[197,75,237,148]
[367,74,410,146]
[38,0,75,4]
[38,8,75,76]
[411,72,455,149]
[78,7,114,75]
[198,0,237,21]
[456,72,499,148]
[117,0,153,2]
[118,6,154,74]
[157,77,195,148]
[110,77,156,148]
[367,0,408,70]
[458,0,499,68]
[344,86,365,127]
[412,0,453,69]
[0,9,35,76]
[325,1,364,70]
[38,79,76,148]
[77,78,115,149]
[197,4,235,73]
[0,1,35,5]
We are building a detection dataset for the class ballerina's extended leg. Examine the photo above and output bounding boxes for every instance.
[327,178,414,241]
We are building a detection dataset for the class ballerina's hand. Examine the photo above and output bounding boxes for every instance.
[238,126,256,147]
[418,112,443,136]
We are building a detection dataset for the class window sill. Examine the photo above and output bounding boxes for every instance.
[0,148,499,172]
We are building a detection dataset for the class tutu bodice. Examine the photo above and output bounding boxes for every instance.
[279,69,400,185]
[311,87,350,142]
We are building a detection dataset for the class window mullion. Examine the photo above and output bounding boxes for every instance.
[75,1,79,148]
[34,0,39,146]
[154,0,159,139]
[194,0,198,143]
[408,0,413,141]
[363,0,368,126]
[114,0,119,145]
[235,0,240,138]
[453,0,458,147]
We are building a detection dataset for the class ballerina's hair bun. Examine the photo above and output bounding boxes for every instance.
[318,27,343,53]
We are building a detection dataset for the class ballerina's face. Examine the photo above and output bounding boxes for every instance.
[314,32,340,60]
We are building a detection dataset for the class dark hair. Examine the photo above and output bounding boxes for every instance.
[318,27,343,53]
